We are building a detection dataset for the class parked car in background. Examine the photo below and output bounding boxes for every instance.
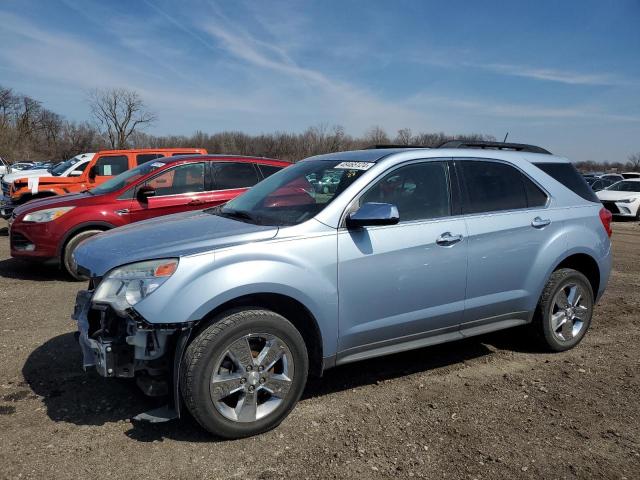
[599,173,624,182]
[3,148,207,217]
[1,153,93,205]
[585,176,616,192]
[621,172,640,179]
[596,179,640,219]
[9,155,289,278]
[0,157,9,178]
[10,162,34,171]
[71,141,611,438]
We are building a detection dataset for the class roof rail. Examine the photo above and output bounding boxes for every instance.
[438,140,551,155]
[366,144,430,149]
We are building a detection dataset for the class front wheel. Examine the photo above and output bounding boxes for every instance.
[62,229,103,280]
[532,268,594,351]
[181,309,308,438]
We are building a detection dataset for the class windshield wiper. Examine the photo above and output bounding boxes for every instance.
[207,206,259,223]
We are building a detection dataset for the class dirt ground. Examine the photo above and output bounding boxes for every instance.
[0,221,638,480]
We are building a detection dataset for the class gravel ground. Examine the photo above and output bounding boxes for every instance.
[0,221,639,479]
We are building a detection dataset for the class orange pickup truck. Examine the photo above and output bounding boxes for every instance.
[7,148,207,206]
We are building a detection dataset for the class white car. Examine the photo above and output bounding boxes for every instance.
[596,179,640,219]
[0,157,9,178]
[621,172,640,179]
[1,153,93,200]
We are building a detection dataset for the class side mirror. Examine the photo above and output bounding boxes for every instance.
[137,185,156,202]
[88,165,97,180]
[69,170,83,177]
[346,202,399,228]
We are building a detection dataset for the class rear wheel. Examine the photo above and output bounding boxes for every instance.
[62,229,103,280]
[181,309,308,439]
[532,268,594,351]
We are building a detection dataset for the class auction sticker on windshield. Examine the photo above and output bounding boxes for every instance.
[334,162,374,170]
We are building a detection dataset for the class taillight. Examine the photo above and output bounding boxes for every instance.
[599,207,613,237]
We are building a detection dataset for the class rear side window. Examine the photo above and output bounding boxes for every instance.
[94,155,128,176]
[137,153,165,165]
[258,164,284,179]
[212,162,260,190]
[522,176,548,207]
[533,162,599,202]
[461,161,534,214]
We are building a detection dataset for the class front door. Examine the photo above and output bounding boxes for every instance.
[337,160,468,359]
[90,155,129,185]
[128,162,215,223]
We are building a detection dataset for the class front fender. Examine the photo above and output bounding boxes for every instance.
[134,232,339,357]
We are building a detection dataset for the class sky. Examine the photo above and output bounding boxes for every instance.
[0,0,639,162]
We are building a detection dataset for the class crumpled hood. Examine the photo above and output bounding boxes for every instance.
[73,210,279,277]
[13,175,78,187]
[2,169,49,184]
[596,190,640,201]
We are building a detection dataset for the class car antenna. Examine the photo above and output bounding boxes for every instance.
[503,132,509,142]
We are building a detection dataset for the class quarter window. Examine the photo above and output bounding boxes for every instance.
[94,155,128,176]
[258,164,284,179]
[143,163,205,196]
[360,162,451,222]
[212,162,260,190]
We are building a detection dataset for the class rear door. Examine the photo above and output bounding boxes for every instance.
[457,158,563,329]
[128,162,211,222]
[209,161,262,205]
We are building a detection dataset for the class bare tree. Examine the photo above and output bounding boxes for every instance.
[394,128,413,145]
[628,153,640,172]
[88,88,156,149]
[363,126,390,146]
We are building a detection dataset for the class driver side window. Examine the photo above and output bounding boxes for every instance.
[360,162,451,222]
[143,163,205,196]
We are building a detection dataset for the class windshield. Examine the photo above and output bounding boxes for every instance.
[50,158,79,176]
[90,159,168,195]
[605,181,640,193]
[209,160,370,226]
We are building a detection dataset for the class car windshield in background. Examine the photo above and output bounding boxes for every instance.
[210,160,370,226]
[605,181,640,192]
[50,158,79,176]
[89,159,169,195]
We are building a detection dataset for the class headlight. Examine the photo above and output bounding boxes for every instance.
[618,197,637,203]
[92,259,179,313]
[23,206,75,223]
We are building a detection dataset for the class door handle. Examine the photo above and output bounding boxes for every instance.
[531,217,551,228]
[187,199,206,206]
[436,232,463,246]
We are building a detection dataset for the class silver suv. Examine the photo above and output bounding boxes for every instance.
[72,141,612,438]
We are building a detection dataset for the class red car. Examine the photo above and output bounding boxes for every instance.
[9,155,290,279]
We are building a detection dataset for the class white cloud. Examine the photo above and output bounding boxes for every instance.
[475,62,625,86]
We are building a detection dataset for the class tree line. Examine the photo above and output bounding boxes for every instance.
[1,84,638,170]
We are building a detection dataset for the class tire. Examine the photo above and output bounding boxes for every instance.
[531,268,594,352]
[62,229,103,281]
[181,308,308,439]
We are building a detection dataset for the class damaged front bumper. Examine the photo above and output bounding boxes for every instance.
[72,289,190,398]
